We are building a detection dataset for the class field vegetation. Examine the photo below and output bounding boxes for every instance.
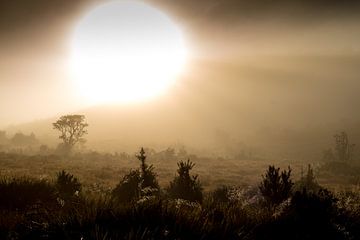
[0,118,359,239]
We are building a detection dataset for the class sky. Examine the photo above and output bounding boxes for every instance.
[1,0,360,156]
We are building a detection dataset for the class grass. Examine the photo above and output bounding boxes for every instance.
[0,151,359,239]
[0,151,337,192]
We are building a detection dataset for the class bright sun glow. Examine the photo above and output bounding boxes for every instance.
[69,1,188,104]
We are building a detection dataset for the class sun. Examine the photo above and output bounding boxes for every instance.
[69,1,188,104]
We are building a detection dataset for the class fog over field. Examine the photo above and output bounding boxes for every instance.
[1,1,360,160]
[1,1,360,239]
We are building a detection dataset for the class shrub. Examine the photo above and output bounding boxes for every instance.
[211,185,230,204]
[55,170,82,199]
[112,169,141,203]
[167,159,203,203]
[259,165,293,208]
[0,176,57,211]
[112,148,160,203]
[255,188,342,240]
[294,164,321,193]
[290,188,337,220]
[137,147,159,191]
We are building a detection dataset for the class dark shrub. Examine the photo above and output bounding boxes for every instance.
[55,170,82,199]
[211,185,230,204]
[112,148,160,203]
[294,164,321,193]
[167,159,203,203]
[259,165,293,208]
[112,170,141,203]
[0,177,57,211]
[255,188,342,240]
[137,147,159,191]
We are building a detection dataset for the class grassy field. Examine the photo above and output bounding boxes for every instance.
[0,150,358,193]
[0,150,359,239]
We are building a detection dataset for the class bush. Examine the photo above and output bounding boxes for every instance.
[55,170,82,199]
[167,159,203,203]
[112,169,141,203]
[294,164,321,193]
[259,165,293,208]
[0,176,57,211]
[255,188,342,240]
[210,185,230,204]
[137,147,159,191]
[112,148,160,203]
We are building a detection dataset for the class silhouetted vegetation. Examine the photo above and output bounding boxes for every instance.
[112,148,159,203]
[294,164,322,193]
[167,159,203,203]
[52,115,88,154]
[259,165,293,208]
[0,126,359,239]
[323,131,356,163]
[0,158,359,239]
[55,170,82,200]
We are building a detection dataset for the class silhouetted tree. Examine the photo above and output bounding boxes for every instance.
[112,148,159,203]
[259,165,293,208]
[334,131,355,162]
[52,115,88,152]
[167,159,203,202]
[137,147,159,190]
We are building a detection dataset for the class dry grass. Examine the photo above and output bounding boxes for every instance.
[1,151,351,193]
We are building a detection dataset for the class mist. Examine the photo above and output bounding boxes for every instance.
[1,1,360,238]
[1,1,360,160]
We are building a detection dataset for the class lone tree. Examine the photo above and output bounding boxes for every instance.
[53,115,88,152]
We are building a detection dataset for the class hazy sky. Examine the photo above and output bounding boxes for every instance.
[1,0,360,155]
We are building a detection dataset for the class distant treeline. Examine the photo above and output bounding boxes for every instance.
[0,131,38,148]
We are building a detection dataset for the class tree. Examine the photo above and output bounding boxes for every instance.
[52,115,88,152]
[259,165,293,208]
[136,147,159,190]
[334,131,355,162]
[112,148,159,203]
[167,159,203,203]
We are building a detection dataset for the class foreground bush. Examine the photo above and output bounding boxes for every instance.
[55,170,82,200]
[167,159,203,203]
[255,188,346,240]
[259,165,293,208]
[112,148,159,203]
[112,169,141,203]
[0,177,57,211]
[0,165,359,239]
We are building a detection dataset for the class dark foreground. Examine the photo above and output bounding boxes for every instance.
[0,164,359,240]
